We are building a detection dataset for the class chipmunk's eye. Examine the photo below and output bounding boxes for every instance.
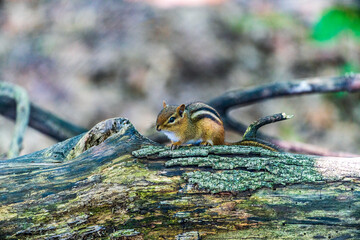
[168,117,176,123]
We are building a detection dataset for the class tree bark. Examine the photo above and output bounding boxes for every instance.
[1,117,359,239]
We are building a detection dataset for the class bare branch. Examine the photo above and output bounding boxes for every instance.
[0,82,88,141]
[207,74,360,155]
[208,74,360,115]
[0,82,30,158]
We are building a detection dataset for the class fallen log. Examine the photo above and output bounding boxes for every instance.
[1,117,359,239]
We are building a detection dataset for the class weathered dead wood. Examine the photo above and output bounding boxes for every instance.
[1,75,360,239]
[1,117,360,239]
[0,118,154,204]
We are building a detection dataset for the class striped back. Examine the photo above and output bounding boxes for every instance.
[186,102,222,125]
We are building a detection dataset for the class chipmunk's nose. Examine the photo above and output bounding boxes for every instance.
[156,125,161,131]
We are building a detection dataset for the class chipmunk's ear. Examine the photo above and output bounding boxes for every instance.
[163,100,167,108]
[176,104,185,117]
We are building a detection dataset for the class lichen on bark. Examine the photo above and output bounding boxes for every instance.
[133,145,326,193]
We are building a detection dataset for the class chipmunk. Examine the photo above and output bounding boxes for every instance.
[156,101,225,149]
[156,101,278,151]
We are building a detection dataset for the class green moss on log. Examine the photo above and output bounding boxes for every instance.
[133,145,327,193]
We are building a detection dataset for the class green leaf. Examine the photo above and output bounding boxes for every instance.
[312,7,360,41]
[341,62,360,74]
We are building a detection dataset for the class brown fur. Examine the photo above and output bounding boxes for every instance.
[156,102,225,146]
[157,101,277,151]
[156,105,177,127]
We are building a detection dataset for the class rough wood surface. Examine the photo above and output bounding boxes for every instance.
[1,117,360,239]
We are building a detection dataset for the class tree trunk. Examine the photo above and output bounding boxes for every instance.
[1,117,359,239]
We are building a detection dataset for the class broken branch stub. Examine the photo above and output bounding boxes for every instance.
[242,113,293,140]
[66,118,135,160]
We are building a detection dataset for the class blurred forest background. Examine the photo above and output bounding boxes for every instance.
[1,0,360,155]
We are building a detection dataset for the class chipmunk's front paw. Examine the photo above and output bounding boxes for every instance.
[200,141,213,146]
[169,141,182,150]
[170,144,180,150]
